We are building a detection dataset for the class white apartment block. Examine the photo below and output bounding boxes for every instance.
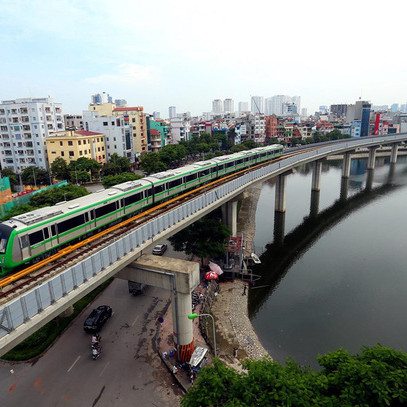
[223,99,234,114]
[251,96,264,114]
[0,97,64,173]
[64,114,83,129]
[169,117,191,143]
[238,102,249,115]
[83,110,135,163]
[169,106,176,119]
[212,99,223,115]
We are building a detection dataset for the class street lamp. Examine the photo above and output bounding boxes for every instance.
[188,313,217,358]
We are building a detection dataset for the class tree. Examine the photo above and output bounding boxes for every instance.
[169,215,231,265]
[29,184,89,207]
[102,153,131,176]
[181,345,407,407]
[21,167,50,186]
[51,157,70,181]
[140,152,167,175]
[102,173,143,188]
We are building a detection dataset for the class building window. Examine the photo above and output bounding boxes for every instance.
[68,141,73,146]
[79,150,83,156]
[78,140,81,145]
[69,151,74,157]
[60,141,63,146]
[61,151,64,156]
[103,122,108,126]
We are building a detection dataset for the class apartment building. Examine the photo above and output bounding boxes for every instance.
[0,97,64,173]
[64,114,83,129]
[45,129,106,166]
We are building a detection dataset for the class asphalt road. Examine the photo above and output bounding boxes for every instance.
[0,279,182,406]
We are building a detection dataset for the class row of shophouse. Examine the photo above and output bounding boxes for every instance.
[1,96,406,176]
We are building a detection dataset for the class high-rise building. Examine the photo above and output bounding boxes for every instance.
[238,102,249,115]
[291,96,301,114]
[251,96,264,114]
[319,105,329,114]
[153,111,160,120]
[91,92,112,105]
[346,100,371,137]
[391,104,399,112]
[301,108,308,117]
[223,99,234,114]
[212,99,223,114]
[268,95,291,115]
[0,97,64,172]
[169,106,176,119]
[330,104,348,118]
[64,114,83,129]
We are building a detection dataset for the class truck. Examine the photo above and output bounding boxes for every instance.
[128,281,146,295]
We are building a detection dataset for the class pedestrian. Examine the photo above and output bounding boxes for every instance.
[233,347,238,358]
[190,373,194,385]
[172,365,178,375]
[242,285,247,296]
[162,351,168,359]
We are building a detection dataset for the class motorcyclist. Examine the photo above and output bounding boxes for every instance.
[91,334,101,346]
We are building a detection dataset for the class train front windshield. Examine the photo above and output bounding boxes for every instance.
[0,224,12,254]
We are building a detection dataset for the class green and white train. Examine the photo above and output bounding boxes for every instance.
[0,145,283,275]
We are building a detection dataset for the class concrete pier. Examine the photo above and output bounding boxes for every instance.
[311,160,323,192]
[310,190,320,219]
[273,211,285,246]
[221,200,238,236]
[390,144,399,164]
[340,176,349,202]
[367,147,378,170]
[275,174,287,213]
[342,152,352,178]
[365,169,375,191]
[117,255,200,362]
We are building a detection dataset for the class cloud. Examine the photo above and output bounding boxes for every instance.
[85,64,160,85]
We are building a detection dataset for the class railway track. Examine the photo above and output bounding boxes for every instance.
[0,148,309,303]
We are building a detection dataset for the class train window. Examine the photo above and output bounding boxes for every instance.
[84,212,89,222]
[218,164,224,171]
[260,153,266,158]
[236,159,244,165]
[124,192,142,206]
[154,184,164,193]
[145,188,153,197]
[210,167,217,173]
[20,235,29,249]
[58,215,86,233]
[185,173,197,182]
[51,225,56,236]
[89,210,95,220]
[29,230,43,246]
[169,178,182,188]
[95,203,116,218]
[199,169,210,177]
[43,228,49,239]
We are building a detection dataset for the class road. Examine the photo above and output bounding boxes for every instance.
[0,279,181,406]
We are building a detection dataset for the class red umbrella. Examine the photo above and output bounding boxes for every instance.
[204,271,219,280]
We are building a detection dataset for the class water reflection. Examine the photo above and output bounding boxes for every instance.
[249,157,407,368]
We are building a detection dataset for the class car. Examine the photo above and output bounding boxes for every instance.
[152,244,167,255]
[83,305,112,333]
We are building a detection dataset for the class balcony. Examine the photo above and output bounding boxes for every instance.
[21,116,29,123]
[22,125,30,131]
[20,108,28,114]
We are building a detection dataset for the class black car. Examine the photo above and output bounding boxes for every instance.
[152,244,167,255]
[83,305,112,333]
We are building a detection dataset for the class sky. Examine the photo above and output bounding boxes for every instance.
[1,0,406,117]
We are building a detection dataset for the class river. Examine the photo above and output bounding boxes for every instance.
[249,156,407,369]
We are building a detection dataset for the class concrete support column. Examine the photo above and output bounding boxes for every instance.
[390,144,399,164]
[311,160,323,192]
[387,163,396,184]
[367,147,378,170]
[310,190,320,219]
[342,152,352,178]
[221,200,238,236]
[59,305,74,318]
[273,211,285,246]
[365,169,374,191]
[275,174,287,213]
[340,176,349,202]
[171,289,193,349]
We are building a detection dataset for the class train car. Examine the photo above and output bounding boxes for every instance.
[0,145,284,275]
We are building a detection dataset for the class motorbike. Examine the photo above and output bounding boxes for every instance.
[91,343,102,360]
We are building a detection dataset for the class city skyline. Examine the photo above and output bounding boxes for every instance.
[0,0,406,116]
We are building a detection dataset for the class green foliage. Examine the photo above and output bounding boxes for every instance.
[102,153,131,176]
[102,172,143,188]
[0,204,36,221]
[51,157,70,181]
[21,167,50,186]
[169,214,231,262]
[28,184,89,207]
[140,152,168,175]
[182,345,407,407]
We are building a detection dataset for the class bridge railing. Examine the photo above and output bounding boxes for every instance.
[1,134,406,340]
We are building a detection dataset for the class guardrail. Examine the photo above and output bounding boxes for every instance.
[1,134,406,340]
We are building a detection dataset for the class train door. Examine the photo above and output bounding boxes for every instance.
[19,234,30,261]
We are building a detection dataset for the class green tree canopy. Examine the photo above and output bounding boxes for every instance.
[102,153,131,176]
[21,167,50,186]
[51,157,70,181]
[140,152,168,175]
[102,173,143,188]
[29,184,89,207]
[181,345,407,407]
[169,215,230,264]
